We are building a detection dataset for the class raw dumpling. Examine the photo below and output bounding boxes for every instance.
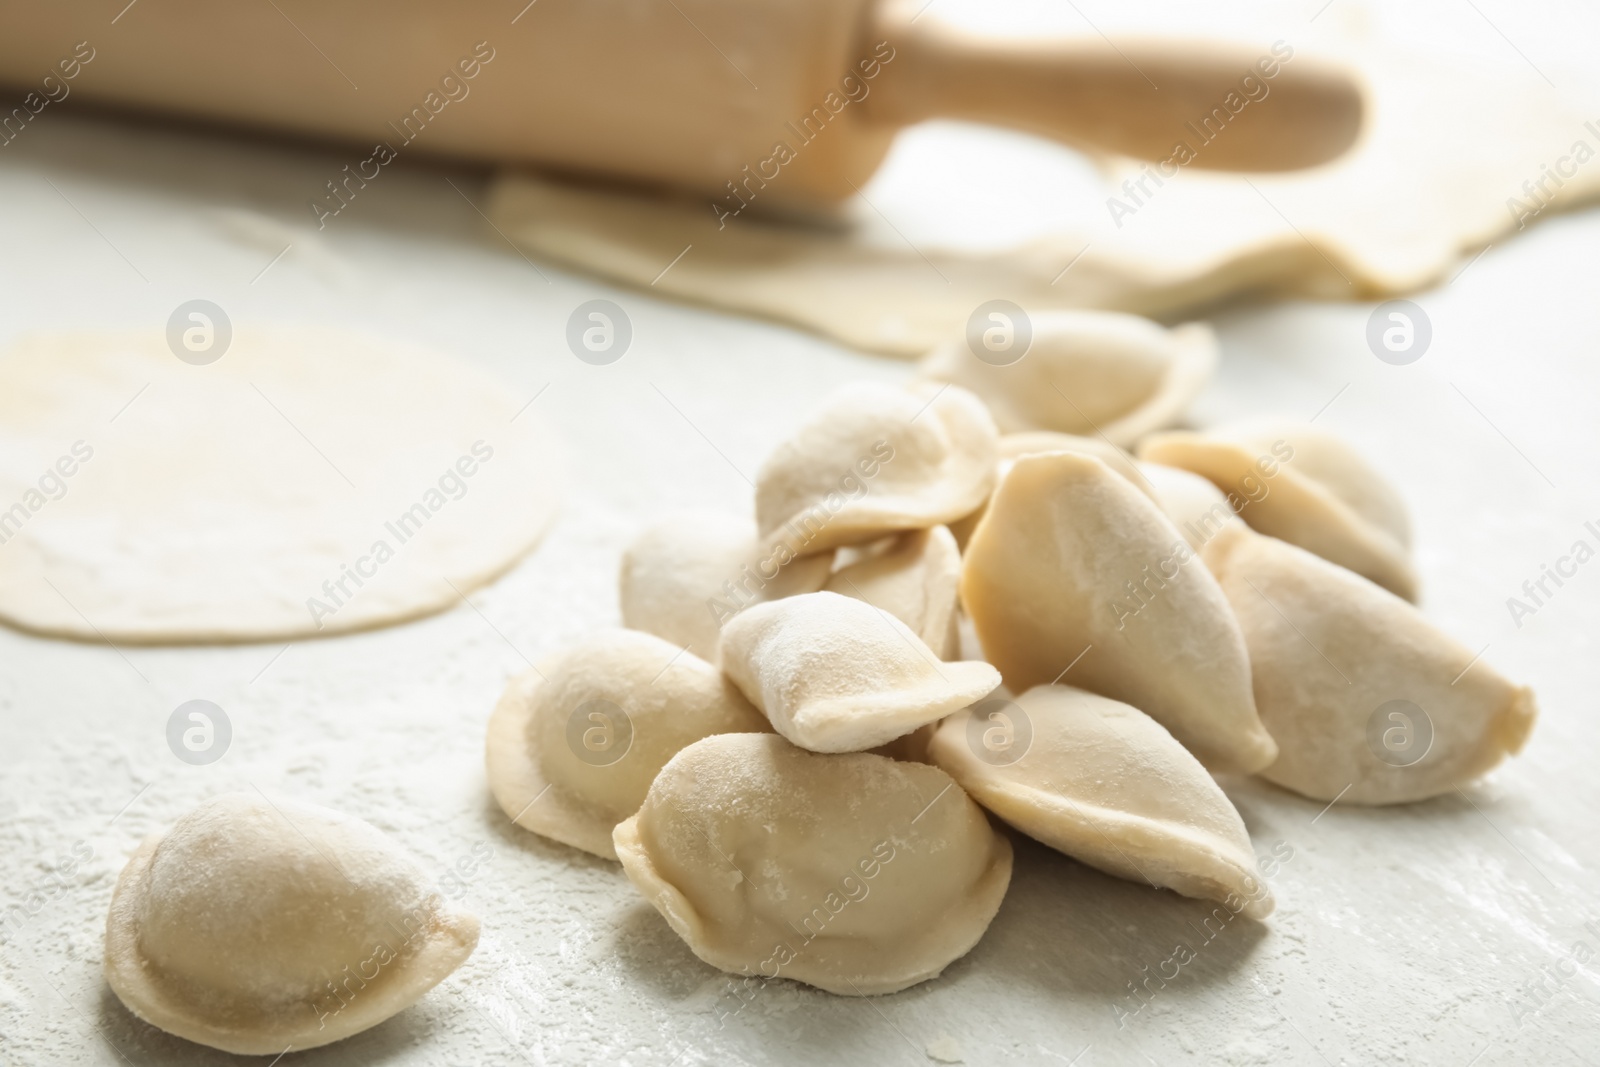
[104,793,479,1055]
[619,511,834,662]
[919,312,1217,446]
[720,591,1000,753]
[755,382,997,556]
[613,733,1013,995]
[1202,524,1537,804]
[485,629,770,859]
[999,432,1156,500]
[1139,422,1417,600]
[1139,461,1244,551]
[824,526,961,658]
[951,432,1154,550]
[928,685,1273,920]
[961,451,1277,774]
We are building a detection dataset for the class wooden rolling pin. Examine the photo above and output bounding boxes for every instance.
[0,0,1362,211]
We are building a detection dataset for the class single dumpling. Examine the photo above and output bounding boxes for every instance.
[719,591,1001,752]
[919,311,1217,446]
[619,511,835,662]
[104,793,479,1055]
[754,382,997,557]
[960,451,1277,774]
[1000,431,1157,498]
[927,685,1273,920]
[486,629,770,858]
[950,432,1154,550]
[1139,422,1417,600]
[1139,461,1244,551]
[824,526,961,658]
[1203,524,1536,804]
[613,733,1013,995]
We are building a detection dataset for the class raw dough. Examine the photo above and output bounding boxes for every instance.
[919,313,1216,445]
[485,629,770,859]
[1140,421,1416,600]
[720,591,999,753]
[612,733,1013,995]
[960,451,1276,773]
[998,431,1156,499]
[104,792,479,1055]
[823,526,961,658]
[950,430,1154,549]
[755,382,996,556]
[928,684,1273,920]
[1202,524,1536,805]
[0,328,560,643]
[619,511,834,662]
[1138,461,1243,551]
[484,50,1600,356]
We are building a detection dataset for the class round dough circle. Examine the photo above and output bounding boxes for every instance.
[0,328,561,642]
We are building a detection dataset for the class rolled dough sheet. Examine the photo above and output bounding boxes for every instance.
[0,328,561,644]
[486,47,1600,357]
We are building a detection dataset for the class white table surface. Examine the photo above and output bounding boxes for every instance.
[2,2,1599,1064]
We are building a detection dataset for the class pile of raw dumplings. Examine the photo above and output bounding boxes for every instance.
[485,310,1538,996]
[98,311,1540,1055]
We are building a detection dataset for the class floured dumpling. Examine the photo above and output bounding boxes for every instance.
[720,591,1000,753]
[104,793,479,1055]
[485,629,770,858]
[928,685,1273,920]
[613,733,1013,995]
[920,312,1217,447]
[619,511,834,662]
[1203,525,1536,804]
[755,382,997,556]
[961,451,1277,774]
[1139,462,1244,551]
[1140,422,1417,600]
[824,526,961,658]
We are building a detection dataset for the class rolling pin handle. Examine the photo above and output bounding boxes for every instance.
[860,4,1363,173]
